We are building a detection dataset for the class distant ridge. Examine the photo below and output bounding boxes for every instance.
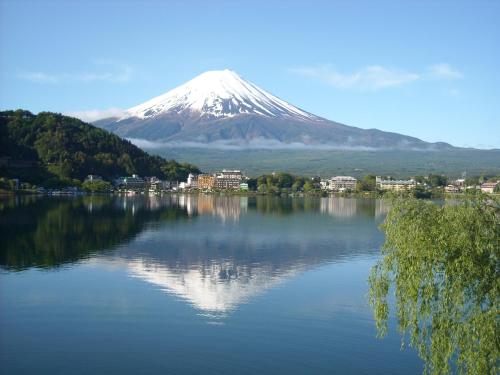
[95,70,454,150]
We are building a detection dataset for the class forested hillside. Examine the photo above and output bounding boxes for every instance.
[0,110,199,186]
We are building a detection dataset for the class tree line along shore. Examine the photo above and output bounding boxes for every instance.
[1,110,499,198]
[1,171,499,199]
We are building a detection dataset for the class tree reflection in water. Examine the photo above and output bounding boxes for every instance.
[0,195,190,270]
[0,194,378,271]
[369,193,499,375]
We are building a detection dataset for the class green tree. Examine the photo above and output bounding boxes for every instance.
[412,185,431,199]
[413,175,426,184]
[427,174,448,187]
[82,180,112,192]
[465,176,480,186]
[291,180,304,192]
[246,178,258,191]
[369,193,499,375]
[276,172,294,188]
[257,184,267,193]
[303,180,314,192]
[357,174,377,191]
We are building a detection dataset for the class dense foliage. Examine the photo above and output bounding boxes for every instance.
[247,172,310,194]
[81,180,113,192]
[356,174,377,191]
[0,110,199,186]
[369,193,499,374]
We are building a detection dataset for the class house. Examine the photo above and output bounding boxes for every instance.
[445,185,460,193]
[480,181,498,194]
[376,176,416,191]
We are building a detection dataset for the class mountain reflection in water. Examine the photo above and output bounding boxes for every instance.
[0,194,385,317]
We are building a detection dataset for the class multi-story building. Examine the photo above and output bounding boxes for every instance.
[170,181,179,190]
[198,174,216,190]
[376,176,416,191]
[329,176,357,191]
[215,170,243,189]
[146,176,170,191]
[320,176,357,191]
[113,174,145,189]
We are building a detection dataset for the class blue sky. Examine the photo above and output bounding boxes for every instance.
[1,0,499,148]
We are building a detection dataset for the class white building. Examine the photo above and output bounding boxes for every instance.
[445,185,460,193]
[330,176,357,191]
[321,176,357,192]
[146,177,170,191]
[187,173,198,189]
[480,181,498,193]
[215,170,243,189]
[376,176,416,191]
[114,174,145,189]
[179,173,199,190]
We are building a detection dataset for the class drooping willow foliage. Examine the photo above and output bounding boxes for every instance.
[369,192,499,375]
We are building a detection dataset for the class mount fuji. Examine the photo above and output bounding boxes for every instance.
[95,69,452,150]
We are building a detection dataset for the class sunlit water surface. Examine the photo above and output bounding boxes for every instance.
[0,195,421,374]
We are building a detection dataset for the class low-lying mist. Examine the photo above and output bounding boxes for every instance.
[127,137,443,152]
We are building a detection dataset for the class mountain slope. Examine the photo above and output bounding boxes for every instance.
[150,147,500,178]
[123,69,319,121]
[95,70,452,150]
[0,110,199,185]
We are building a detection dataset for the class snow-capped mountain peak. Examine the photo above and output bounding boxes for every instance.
[122,69,319,121]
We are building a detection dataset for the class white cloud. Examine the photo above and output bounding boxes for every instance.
[289,64,420,90]
[19,61,133,84]
[428,63,463,80]
[290,63,463,90]
[125,137,438,151]
[19,72,60,84]
[65,108,127,122]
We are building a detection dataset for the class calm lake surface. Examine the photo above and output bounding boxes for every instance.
[0,195,422,374]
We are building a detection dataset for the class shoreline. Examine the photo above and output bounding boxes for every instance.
[2,189,495,200]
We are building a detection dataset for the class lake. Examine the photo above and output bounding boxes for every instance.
[0,195,422,374]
